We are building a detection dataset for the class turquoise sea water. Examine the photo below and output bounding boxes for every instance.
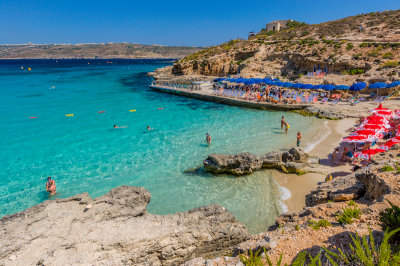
[0,59,322,233]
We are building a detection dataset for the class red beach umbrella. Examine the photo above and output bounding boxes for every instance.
[353,129,379,136]
[362,148,386,156]
[373,110,393,116]
[361,124,385,130]
[374,103,389,110]
[342,135,371,143]
[380,138,400,151]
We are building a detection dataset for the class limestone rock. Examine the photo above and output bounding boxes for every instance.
[203,148,321,176]
[306,174,366,206]
[183,256,244,266]
[333,193,357,202]
[0,186,249,265]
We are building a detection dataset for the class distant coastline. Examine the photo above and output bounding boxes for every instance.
[0,43,202,60]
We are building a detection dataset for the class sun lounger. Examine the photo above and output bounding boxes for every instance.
[331,98,340,104]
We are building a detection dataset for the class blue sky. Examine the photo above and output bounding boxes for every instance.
[0,0,398,46]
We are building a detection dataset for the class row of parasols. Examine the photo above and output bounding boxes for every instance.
[342,104,400,160]
[213,78,400,92]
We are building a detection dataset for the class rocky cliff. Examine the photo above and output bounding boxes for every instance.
[0,186,249,265]
[159,10,400,85]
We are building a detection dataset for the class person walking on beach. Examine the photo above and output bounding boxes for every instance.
[206,133,212,145]
[46,177,56,196]
[296,131,302,147]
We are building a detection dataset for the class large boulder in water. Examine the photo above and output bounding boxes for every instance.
[203,148,322,175]
[203,152,263,175]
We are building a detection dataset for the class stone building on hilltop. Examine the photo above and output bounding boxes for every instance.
[266,20,293,32]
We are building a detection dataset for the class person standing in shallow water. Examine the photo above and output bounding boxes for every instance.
[297,131,302,147]
[281,116,286,132]
[46,177,56,196]
[206,133,211,145]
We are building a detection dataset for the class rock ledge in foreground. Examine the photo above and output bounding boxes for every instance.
[0,186,249,266]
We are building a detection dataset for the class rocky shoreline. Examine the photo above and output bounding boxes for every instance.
[2,143,400,265]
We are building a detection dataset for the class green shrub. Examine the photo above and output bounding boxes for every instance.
[337,207,361,225]
[380,201,400,244]
[309,219,332,230]
[381,61,399,69]
[342,68,365,75]
[301,30,310,37]
[322,38,334,45]
[348,200,357,206]
[324,228,400,265]
[239,249,263,266]
[295,224,300,231]
[382,165,395,172]
[286,20,308,29]
[368,49,380,57]
[334,43,342,49]
[346,43,354,50]
[382,52,394,59]
[360,42,369,48]
[353,53,362,60]
[291,251,322,266]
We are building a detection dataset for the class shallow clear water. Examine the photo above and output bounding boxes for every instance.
[0,59,321,233]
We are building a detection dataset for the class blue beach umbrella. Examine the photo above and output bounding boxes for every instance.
[349,82,367,92]
[292,83,303,89]
[313,84,324,90]
[323,84,336,91]
[387,81,400,88]
[334,85,350,90]
[369,82,387,89]
[301,84,314,89]
[282,82,294,88]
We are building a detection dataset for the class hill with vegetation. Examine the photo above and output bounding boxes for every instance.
[0,43,202,59]
[168,10,400,85]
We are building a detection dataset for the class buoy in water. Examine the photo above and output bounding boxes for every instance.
[29,116,38,119]
[21,66,24,70]
[157,108,164,110]
[28,68,31,71]
[98,111,106,113]
[66,114,74,117]
[129,109,136,112]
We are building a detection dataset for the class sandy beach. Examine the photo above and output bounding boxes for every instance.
[273,118,356,213]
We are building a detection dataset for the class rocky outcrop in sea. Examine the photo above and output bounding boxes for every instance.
[203,148,326,175]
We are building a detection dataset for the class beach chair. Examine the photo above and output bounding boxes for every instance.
[331,98,340,104]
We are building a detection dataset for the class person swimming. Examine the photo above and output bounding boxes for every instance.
[147,126,152,131]
[46,177,56,196]
[114,124,127,128]
[206,133,211,144]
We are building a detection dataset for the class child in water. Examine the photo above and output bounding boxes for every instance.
[296,131,302,147]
